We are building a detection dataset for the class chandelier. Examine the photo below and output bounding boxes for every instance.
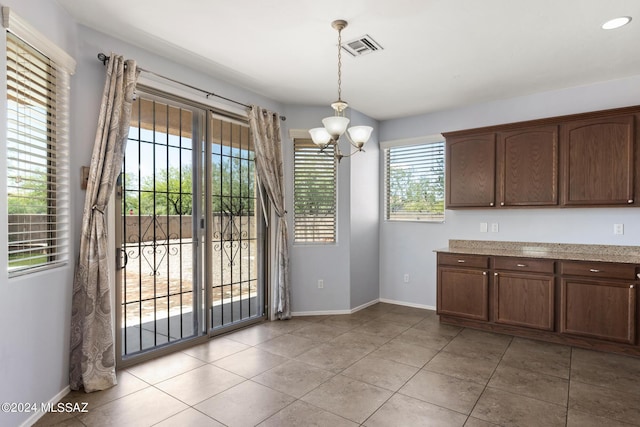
[309,19,373,162]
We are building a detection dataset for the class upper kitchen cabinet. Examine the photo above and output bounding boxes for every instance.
[446,133,496,208]
[498,125,558,206]
[561,114,635,206]
[443,106,640,210]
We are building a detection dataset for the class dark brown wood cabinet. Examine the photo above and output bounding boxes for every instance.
[437,252,640,356]
[561,114,635,206]
[443,106,640,209]
[437,254,489,320]
[560,261,637,344]
[446,134,496,208]
[497,126,558,206]
[493,258,555,331]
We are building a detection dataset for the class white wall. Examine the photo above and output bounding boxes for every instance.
[378,75,640,309]
[349,109,380,308]
[0,1,77,426]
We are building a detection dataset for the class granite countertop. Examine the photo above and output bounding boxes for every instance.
[435,240,640,264]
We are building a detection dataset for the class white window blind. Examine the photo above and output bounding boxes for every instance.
[293,138,337,243]
[7,31,70,275]
[385,140,445,222]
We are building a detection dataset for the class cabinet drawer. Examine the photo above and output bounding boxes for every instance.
[438,253,489,268]
[493,257,554,273]
[560,261,637,280]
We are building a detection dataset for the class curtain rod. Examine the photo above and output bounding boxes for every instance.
[97,53,285,121]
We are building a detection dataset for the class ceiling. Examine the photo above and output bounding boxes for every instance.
[57,0,640,120]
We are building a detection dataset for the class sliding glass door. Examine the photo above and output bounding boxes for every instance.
[116,88,265,364]
[116,92,204,362]
[206,114,265,333]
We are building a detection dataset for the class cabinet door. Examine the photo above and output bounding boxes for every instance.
[437,267,488,321]
[498,126,558,206]
[561,115,635,205]
[446,134,496,208]
[560,278,636,344]
[494,272,554,331]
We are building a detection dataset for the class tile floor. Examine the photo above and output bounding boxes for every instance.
[35,302,640,426]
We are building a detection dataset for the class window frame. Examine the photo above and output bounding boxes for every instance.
[382,134,445,223]
[4,7,75,277]
[292,137,338,244]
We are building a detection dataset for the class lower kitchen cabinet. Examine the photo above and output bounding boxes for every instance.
[437,252,640,356]
[437,267,488,321]
[494,271,554,331]
[560,278,636,344]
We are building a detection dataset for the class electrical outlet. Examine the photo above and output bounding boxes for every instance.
[614,223,624,235]
[480,222,488,232]
[403,274,410,283]
[491,223,499,233]
[318,279,324,289]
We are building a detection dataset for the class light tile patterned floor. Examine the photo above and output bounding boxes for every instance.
[35,303,640,426]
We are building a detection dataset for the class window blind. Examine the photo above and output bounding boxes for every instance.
[7,31,70,275]
[385,141,445,222]
[293,138,337,243]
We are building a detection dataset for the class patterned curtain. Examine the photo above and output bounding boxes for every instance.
[69,54,138,392]
[249,106,291,320]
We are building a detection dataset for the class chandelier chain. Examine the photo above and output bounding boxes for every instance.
[337,26,342,102]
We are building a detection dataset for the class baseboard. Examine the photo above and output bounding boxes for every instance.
[379,298,436,311]
[350,298,380,313]
[21,385,70,427]
[292,298,381,317]
[292,298,436,317]
[292,309,352,316]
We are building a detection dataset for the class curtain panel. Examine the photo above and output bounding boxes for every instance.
[249,107,291,320]
[69,54,138,392]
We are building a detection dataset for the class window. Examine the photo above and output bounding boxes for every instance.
[293,138,337,243]
[384,137,445,222]
[5,9,75,276]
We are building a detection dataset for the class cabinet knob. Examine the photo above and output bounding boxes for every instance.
[494,272,498,276]
[628,199,634,204]
[589,269,601,273]
[516,263,527,267]
[631,284,635,289]
[490,202,494,206]
[500,202,505,206]
[457,259,466,263]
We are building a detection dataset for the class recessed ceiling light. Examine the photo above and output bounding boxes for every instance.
[602,16,632,30]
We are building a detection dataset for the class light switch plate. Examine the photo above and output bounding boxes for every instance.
[480,222,488,232]
[491,223,499,233]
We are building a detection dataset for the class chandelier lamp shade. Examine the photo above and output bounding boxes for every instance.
[309,19,374,162]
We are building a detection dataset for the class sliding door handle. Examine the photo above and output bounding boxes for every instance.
[116,248,128,270]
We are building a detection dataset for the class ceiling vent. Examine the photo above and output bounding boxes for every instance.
[341,35,383,57]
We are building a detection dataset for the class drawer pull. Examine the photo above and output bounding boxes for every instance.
[457,259,466,263]
[516,263,527,267]
[589,269,601,273]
